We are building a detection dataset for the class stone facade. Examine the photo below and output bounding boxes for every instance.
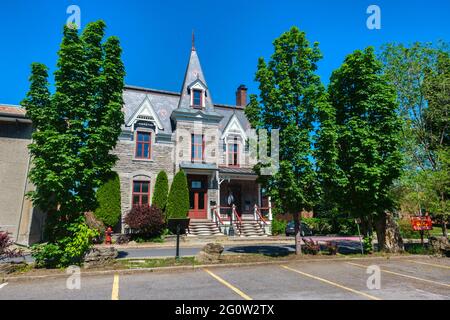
[114,45,265,232]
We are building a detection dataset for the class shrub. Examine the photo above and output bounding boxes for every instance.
[94,172,121,227]
[324,241,338,255]
[124,206,165,237]
[303,218,333,235]
[397,218,421,239]
[31,217,98,268]
[166,170,190,219]
[362,236,373,254]
[302,238,320,255]
[302,217,358,236]
[0,230,23,261]
[152,171,169,212]
[271,217,287,235]
[334,218,359,236]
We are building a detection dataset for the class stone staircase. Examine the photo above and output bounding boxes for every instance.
[188,220,224,237]
[188,216,268,238]
[236,214,267,237]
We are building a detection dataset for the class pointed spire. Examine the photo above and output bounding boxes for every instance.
[178,35,214,110]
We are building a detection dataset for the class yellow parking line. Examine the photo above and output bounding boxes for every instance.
[203,268,252,300]
[280,265,381,300]
[347,262,450,288]
[406,259,450,270]
[111,274,120,300]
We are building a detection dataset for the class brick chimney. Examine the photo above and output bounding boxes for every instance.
[236,85,248,107]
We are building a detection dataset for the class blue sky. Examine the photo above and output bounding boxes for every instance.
[0,0,449,106]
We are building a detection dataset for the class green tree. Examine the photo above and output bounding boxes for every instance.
[380,42,448,171]
[166,170,190,219]
[319,47,403,251]
[94,172,121,227]
[22,21,125,266]
[380,42,449,236]
[152,171,169,212]
[245,26,327,254]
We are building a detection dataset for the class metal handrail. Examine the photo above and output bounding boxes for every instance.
[211,206,226,233]
[255,206,268,225]
[232,205,243,235]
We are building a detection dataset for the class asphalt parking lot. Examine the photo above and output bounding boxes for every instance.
[0,256,448,300]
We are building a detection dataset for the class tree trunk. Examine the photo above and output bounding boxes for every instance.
[293,212,302,255]
[442,218,448,238]
[375,211,404,253]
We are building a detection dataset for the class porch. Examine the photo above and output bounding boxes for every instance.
[181,163,272,237]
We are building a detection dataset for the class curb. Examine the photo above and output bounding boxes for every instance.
[1,254,432,284]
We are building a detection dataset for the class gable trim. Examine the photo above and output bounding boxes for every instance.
[221,113,248,140]
[126,96,164,132]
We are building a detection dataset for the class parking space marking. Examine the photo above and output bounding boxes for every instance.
[405,259,450,270]
[203,268,252,300]
[111,274,119,300]
[280,265,381,300]
[347,262,450,288]
[0,283,7,290]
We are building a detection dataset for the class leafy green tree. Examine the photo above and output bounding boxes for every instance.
[245,26,327,254]
[380,42,448,171]
[152,171,169,212]
[380,42,449,236]
[166,170,190,219]
[22,21,125,266]
[94,172,121,228]
[319,47,403,251]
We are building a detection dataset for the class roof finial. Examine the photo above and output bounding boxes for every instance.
[192,30,196,51]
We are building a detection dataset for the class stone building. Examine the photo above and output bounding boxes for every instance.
[0,41,272,244]
[115,43,272,236]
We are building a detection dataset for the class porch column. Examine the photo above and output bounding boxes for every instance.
[257,183,261,207]
[268,196,273,221]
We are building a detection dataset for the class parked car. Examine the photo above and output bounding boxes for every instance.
[285,221,313,237]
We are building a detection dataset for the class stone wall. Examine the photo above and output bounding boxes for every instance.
[174,121,220,165]
[112,132,175,232]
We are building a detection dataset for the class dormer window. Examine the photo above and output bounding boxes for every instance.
[192,89,203,108]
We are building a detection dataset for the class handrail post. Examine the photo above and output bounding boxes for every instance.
[254,204,257,222]
[229,204,235,236]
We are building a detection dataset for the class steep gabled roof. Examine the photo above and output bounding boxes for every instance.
[221,113,248,140]
[126,96,164,132]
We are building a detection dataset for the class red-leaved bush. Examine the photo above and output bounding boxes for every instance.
[0,230,23,261]
[124,206,165,237]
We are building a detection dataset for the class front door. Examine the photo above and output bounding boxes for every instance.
[187,175,208,219]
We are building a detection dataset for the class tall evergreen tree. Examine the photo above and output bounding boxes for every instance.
[318,47,403,251]
[245,26,328,254]
[22,21,125,266]
[166,170,190,219]
[94,172,121,228]
[152,171,169,212]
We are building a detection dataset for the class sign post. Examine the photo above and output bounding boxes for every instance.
[410,216,432,246]
[355,218,364,254]
[167,218,190,260]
